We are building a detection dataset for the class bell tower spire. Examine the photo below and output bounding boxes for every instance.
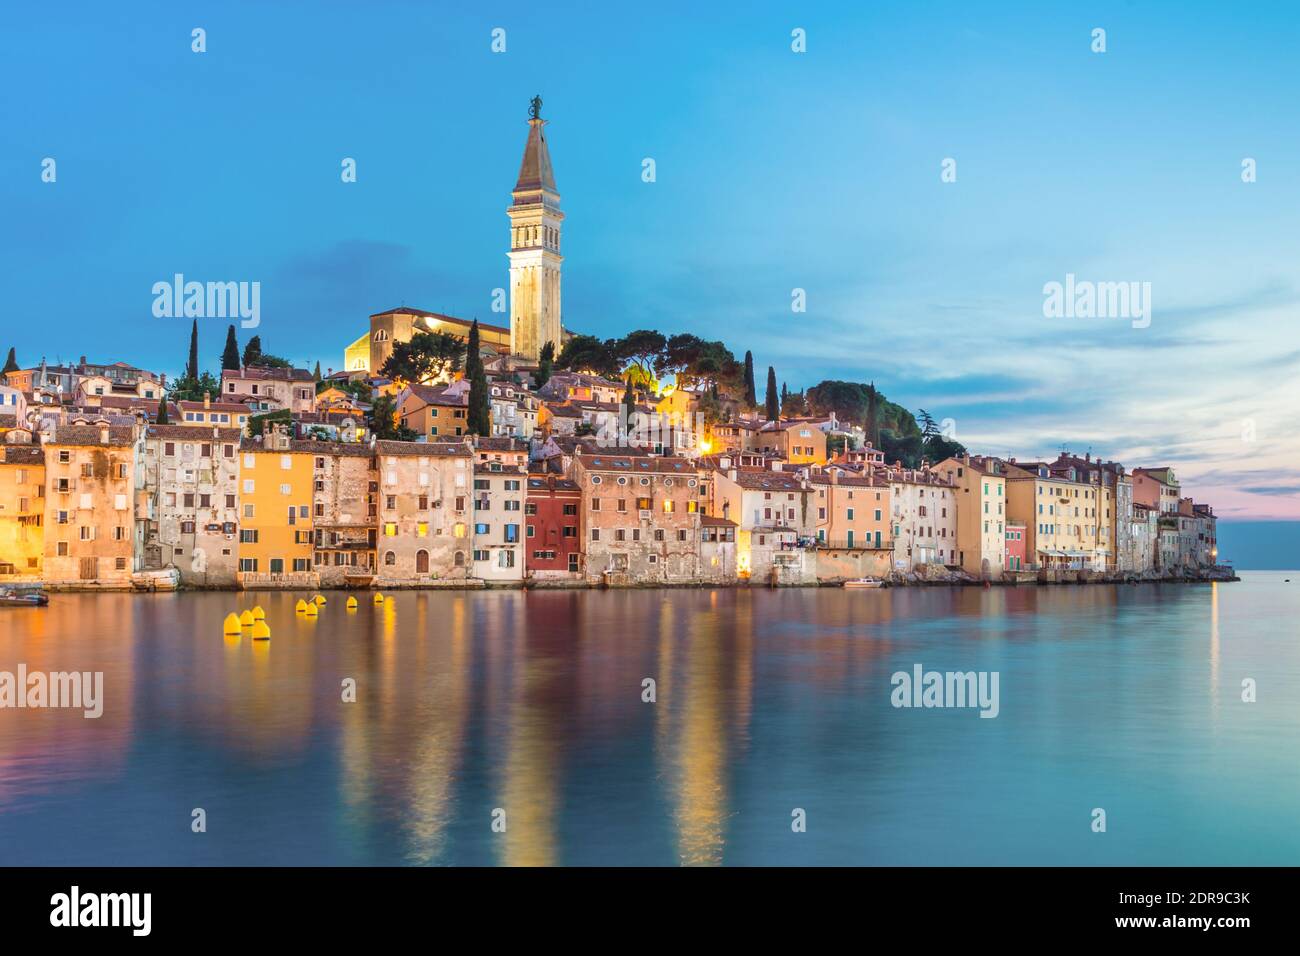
[507,95,563,362]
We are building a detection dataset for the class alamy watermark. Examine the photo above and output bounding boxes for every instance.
[0,664,103,718]
[152,273,260,328]
[891,663,999,718]
[1043,273,1151,329]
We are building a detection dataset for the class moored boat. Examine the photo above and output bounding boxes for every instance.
[844,578,884,589]
[0,588,49,607]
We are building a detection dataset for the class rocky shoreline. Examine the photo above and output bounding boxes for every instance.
[878,565,1239,587]
[25,565,1240,593]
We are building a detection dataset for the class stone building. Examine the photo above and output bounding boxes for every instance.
[883,465,959,570]
[221,366,317,415]
[699,514,738,583]
[141,424,242,587]
[808,469,893,582]
[42,423,142,588]
[309,442,377,587]
[374,440,474,585]
[573,453,706,585]
[707,462,816,585]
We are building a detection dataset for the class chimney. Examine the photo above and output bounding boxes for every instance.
[1085,452,1091,462]
[728,468,737,481]
[830,469,839,485]
[204,393,211,410]
[99,426,110,444]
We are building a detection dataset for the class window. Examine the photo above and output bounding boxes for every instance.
[384,551,396,565]
[240,529,258,543]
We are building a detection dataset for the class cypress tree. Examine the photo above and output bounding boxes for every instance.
[186,319,200,379]
[466,321,491,436]
[313,361,322,382]
[765,366,778,421]
[221,325,241,370]
[242,335,262,368]
[2,347,17,374]
[743,351,756,408]
[536,341,554,388]
[156,395,169,424]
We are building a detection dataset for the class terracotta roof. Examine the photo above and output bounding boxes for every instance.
[147,425,242,441]
[0,414,16,429]
[176,400,252,413]
[2,445,43,464]
[404,383,467,407]
[526,476,579,492]
[576,454,697,475]
[700,514,738,527]
[727,471,807,492]
[369,307,510,337]
[373,440,472,458]
[47,425,136,447]
[224,366,314,383]
[475,436,528,452]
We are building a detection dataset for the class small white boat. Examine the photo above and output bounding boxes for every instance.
[844,578,884,589]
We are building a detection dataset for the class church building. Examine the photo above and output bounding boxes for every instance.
[344,97,566,377]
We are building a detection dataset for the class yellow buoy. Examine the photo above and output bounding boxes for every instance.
[295,599,308,613]
[223,613,242,635]
[313,594,326,606]
[303,602,318,617]
[252,605,266,620]
[373,592,385,604]
[346,596,358,610]
[239,609,255,626]
[251,620,271,640]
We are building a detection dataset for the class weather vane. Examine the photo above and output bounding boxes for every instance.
[529,94,542,120]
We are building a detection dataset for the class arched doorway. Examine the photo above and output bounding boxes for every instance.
[416,550,429,574]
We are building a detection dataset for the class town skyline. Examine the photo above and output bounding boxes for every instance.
[5,3,1298,521]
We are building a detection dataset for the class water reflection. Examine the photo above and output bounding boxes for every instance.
[1,579,1297,865]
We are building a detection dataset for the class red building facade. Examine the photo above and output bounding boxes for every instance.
[1004,522,1027,571]
[525,473,582,579]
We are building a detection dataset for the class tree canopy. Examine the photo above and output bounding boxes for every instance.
[378,329,465,384]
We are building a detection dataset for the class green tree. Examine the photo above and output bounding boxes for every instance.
[248,409,293,438]
[365,394,416,441]
[186,319,199,379]
[536,341,554,388]
[313,361,322,382]
[166,371,221,404]
[155,395,170,424]
[242,335,262,367]
[865,383,881,448]
[2,347,18,374]
[555,334,621,379]
[465,321,492,436]
[221,325,241,370]
[613,329,667,389]
[765,366,778,421]
[742,351,756,407]
[378,330,464,384]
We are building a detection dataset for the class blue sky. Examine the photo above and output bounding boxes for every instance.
[3,1,1299,527]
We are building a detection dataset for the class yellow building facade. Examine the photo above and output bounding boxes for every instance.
[237,432,317,586]
[0,442,45,581]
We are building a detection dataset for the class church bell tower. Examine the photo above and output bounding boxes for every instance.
[507,95,564,362]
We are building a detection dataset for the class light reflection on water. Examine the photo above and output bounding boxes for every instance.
[0,574,1297,866]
